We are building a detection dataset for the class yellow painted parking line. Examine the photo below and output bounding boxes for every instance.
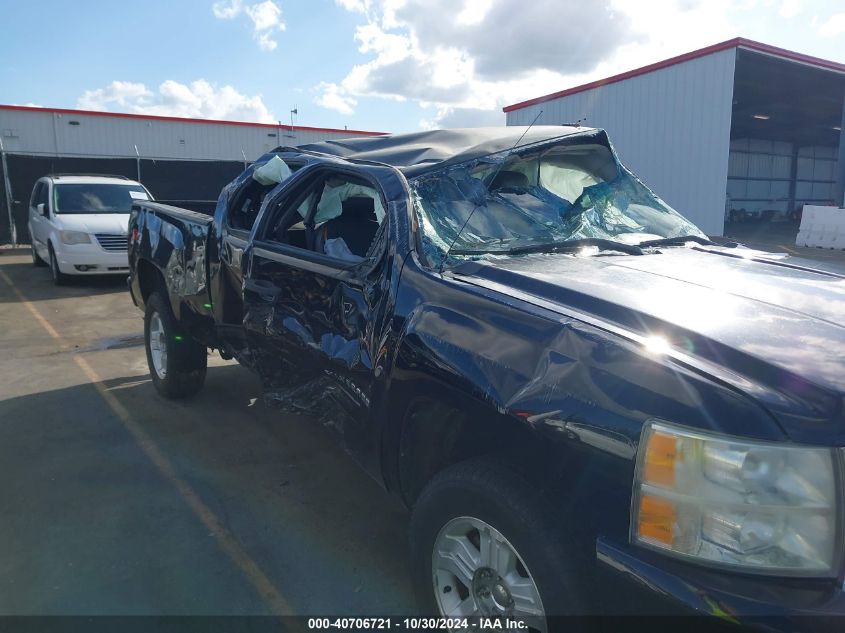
[0,268,296,618]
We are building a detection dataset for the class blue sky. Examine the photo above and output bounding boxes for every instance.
[1,0,844,133]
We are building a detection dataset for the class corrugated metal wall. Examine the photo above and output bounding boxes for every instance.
[0,108,369,161]
[506,48,737,236]
[727,139,839,217]
[0,154,248,244]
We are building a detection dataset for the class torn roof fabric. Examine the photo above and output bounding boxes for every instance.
[286,126,596,178]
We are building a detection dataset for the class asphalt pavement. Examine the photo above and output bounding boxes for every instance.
[0,248,419,616]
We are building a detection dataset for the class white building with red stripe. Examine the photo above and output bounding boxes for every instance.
[0,105,384,244]
[0,105,382,162]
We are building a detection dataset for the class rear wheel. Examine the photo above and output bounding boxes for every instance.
[410,459,584,630]
[48,244,68,285]
[144,290,207,398]
[31,242,47,267]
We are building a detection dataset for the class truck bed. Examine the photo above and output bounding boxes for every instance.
[128,200,215,330]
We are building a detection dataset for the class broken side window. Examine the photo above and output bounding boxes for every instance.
[229,156,297,231]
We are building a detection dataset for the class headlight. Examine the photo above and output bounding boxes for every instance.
[631,421,841,575]
[59,230,91,245]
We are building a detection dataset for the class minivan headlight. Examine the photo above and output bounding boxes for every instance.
[631,421,841,575]
[59,230,91,245]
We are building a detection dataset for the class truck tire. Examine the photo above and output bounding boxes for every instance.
[410,459,584,627]
[144,290,207,398]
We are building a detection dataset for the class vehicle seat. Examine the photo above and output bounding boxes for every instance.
[318,196,379,257]
[490,170,529,191]
[488,170,558,235]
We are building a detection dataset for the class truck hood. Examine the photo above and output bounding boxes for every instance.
[55,213,131,235]
[454,246,845,442]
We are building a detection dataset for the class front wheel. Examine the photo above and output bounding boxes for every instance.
[144,290,207,398]
[49,244,68,285]
[31,242,47,267]
[410,459,585,630]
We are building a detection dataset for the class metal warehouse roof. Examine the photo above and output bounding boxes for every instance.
[0,104,385,137]
[296,125,591,176]
[503,37,845,113]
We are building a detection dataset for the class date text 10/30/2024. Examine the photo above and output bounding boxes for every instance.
[307,618,530,630]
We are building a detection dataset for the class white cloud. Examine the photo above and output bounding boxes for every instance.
[818,12,845,37]
[455,0,493,25]
[76,79,276,123]
[77,81,153,110]
[607,0,736,70]
[212,0,243,18]
[326,0,750,129]
[255,31,278,51]
[420,106,504,130]
[779,0,801,18]
[314,82,358,115]
[245,0,285,31]
[385,0,637,81]
[334,0,370,14]
[212,0,286,51]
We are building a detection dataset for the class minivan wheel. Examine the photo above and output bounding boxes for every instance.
[48,244,68,285]
[31,242,47,267]
[144,290,207,398]
[410,459,584,630]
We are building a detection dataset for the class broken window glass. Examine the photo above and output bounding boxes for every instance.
[410,135,705,266]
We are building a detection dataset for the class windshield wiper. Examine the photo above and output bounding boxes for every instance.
[636,235,715,248]
[452,237,644,257]
[509,237,645,256]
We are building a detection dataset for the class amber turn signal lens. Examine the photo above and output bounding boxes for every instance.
[637,494,675,546]
[643,431,677,487]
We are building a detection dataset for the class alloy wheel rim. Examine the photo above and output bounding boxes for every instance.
[432,516,546,631]
[149,312,168,379]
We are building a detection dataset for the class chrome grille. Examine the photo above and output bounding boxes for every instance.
[95,233,128,252]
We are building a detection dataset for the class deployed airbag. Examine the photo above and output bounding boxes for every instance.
[314,182,386,224]
[253,156,293,185]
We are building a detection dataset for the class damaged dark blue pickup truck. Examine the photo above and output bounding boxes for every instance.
[128,127,845,629]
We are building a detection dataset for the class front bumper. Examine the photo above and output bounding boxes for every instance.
[55,243,129,275]
[596,537,845,629]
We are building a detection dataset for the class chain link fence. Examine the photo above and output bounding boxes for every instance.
[0,153,247,244]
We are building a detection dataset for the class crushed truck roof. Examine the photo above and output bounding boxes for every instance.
[289,125,595,177]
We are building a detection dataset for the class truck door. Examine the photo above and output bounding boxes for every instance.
[242,166,394,473]
[213,156,301,356]
[220,171,276,313]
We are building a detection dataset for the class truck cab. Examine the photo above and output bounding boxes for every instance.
[126,129,845,626]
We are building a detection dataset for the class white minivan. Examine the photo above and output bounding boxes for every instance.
[28,174,153,284]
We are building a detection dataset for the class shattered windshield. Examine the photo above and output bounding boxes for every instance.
[410,134,705,266]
